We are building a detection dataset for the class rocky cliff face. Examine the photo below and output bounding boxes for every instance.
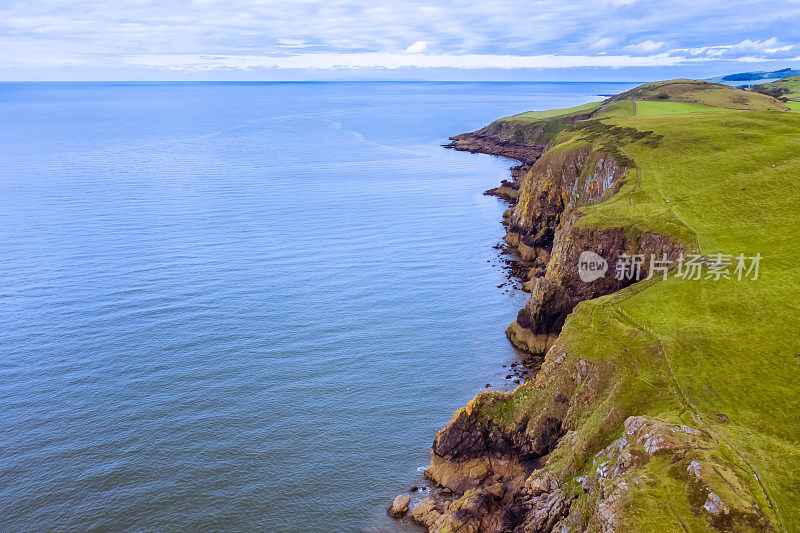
[405,331,772,532]
[413,339,598,532]
[391,116,775,531]
[503,140,682,356]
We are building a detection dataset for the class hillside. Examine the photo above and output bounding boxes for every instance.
[447,80,788,156]
[396,81,800,532]
[751,75,800,102]
[608,79,787,110]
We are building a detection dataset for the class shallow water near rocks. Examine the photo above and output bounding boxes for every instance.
[0,81,637,531]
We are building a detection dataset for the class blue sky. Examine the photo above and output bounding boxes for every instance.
[1,0,799,81]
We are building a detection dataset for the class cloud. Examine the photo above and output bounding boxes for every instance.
[277,39,314,49]
[0,0,798,77]
[674,38,795,58]
[590,38,615,50]
[625,40,665,53]
[405,41,428,53]
[729,38,794,54]
[123,51,690,70]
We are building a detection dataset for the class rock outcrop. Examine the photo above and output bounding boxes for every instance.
[407,337,605,532]
[577,416,771,532]
[445,133,545,165]
[502,133,682,355]
[406,335,773,532]
[388,494,411,518]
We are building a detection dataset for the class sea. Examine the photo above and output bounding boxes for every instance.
[0,81,638,531]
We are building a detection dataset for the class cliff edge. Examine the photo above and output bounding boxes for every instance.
[391,79,800,532]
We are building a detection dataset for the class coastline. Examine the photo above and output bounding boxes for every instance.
[403,120,690,530]
[390,79,790,532]
[399,123,682,529]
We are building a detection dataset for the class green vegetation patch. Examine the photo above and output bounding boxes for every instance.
[750,75,800,102]
[634,100,730,116]
[503,101,603,121]
[559,108,800,528]
[610,79,787,111]
[479,101,605,145]
[593,100,635,119]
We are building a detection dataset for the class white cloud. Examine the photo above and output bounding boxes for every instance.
[673,38,795,58]
[405,41,428,53]
[0,0,798,77]
[729,38,794,54]
[124,51,689,70]
[276,39,313,48]
[590,37,615,50]
[625,40,665,53]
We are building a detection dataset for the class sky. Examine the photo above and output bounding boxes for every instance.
[1,0,800,81]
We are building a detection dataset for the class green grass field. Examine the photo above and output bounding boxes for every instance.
[634,100,729,115]
[612,79,788,111]
[478,81,800,530]
[569,108,800,529]
[479,79,790,149]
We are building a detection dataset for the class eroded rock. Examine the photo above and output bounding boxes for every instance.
[387,494,411,518]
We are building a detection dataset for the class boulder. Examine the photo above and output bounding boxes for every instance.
[387,494,411,518]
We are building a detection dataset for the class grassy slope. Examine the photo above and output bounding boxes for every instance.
[634,100,730,115]
[502,101,603,121]
[609,110,800,528]
[566,108,800,528]
[611,79,788,111]
[479,80,787,148]
[479,101,605,146]
[751,75,800,101]
[488,83,800,529]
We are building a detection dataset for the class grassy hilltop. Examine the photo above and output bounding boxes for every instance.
[409,80,800,532]
[750,74,800,107]
[474,79,788,148]
[552,86,800,529]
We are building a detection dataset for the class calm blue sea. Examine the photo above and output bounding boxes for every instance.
[0,81,637,532]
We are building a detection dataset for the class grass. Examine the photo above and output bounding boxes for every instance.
[479,101,606,145]
[593,100,634,118]
[634,100,730,115]
[472,89,800,530]
[555,108,800,529]
[502,101,603,121]
[750,75,800,102]
[477,80,790,148]
[611,79,788,111]
[604,109,800,529]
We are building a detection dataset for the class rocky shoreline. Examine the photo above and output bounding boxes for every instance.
[443,133,544,165]
[387,119,726,531]
[387,80,795,532]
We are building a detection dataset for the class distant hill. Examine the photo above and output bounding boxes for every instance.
[705,67,800,86]
[750,74,800,101]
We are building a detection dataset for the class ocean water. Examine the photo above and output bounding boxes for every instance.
[0,81,637,532]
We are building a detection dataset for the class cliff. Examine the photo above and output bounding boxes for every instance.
[390,79,800,532]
